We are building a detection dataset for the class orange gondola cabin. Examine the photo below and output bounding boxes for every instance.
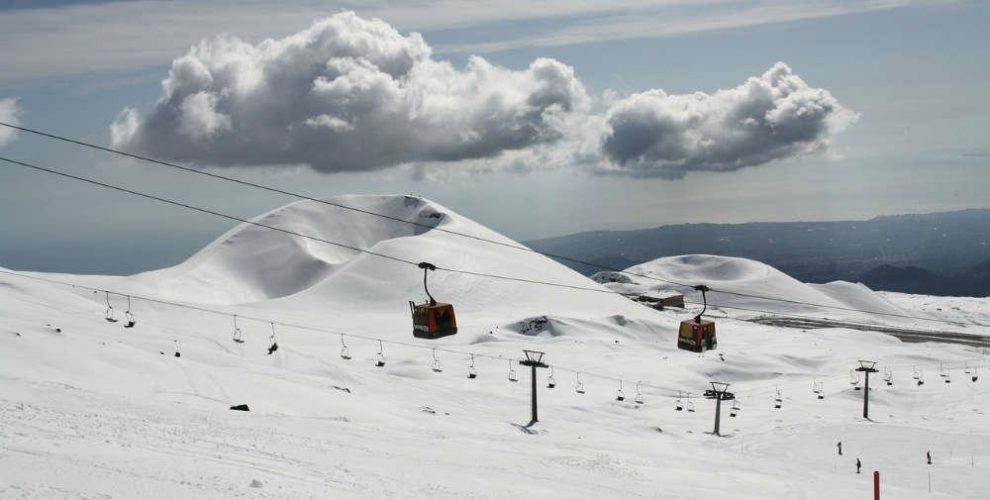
[410,261,458,339]
[677,317,717,352]
[410,300,458,339]
[677,284,717,352]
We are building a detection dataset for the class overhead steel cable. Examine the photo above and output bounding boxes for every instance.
[0,267,687,396]
[0,152,970,328]
[2,267,986,405]
[3,121,935,321]
[0,154,672,296]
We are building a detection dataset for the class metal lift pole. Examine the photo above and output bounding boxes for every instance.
[520,350,549,423]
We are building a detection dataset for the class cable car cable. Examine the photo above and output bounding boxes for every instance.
[0,154,967,327]
[0,126,964,325]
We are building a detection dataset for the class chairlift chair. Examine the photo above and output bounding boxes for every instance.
[773,388,783,409]
[675,394,684,411]
[615,381,625,402]
[410,262,458,339]
[972,367,979,383]
[729,399,740,417]
[123,296,136,328]
[375,340,386,367]
[232,315,245,344]
[339,334,351,360]
[507,360,518,382]
[547,366,556,389]
[575,373,586,394]
[686,397,696,412]
[468,354,478,379]
[431,349,443,373]
[173,339,181,358]
[634,381,645,404]
[267,323,279,355]
[104,292,118,323]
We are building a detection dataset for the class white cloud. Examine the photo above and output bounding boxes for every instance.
[0,98,22,146]
[598,62,858,178]
[109,14,855,177]
[111,12,589,173]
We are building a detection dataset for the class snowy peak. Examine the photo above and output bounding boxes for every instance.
[131,195,454,303]
[116,194,649,339]
[615,254,919,322]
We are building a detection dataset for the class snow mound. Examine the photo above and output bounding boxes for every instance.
[126,195,449,303]
[97,194,658,338]
[622,254,920,322]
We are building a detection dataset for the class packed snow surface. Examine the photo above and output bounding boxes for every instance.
[2,195,988,499]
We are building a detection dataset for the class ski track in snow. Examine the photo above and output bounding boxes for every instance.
[1,195,989,499]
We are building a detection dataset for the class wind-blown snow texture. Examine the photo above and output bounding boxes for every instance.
[1,195,988,499]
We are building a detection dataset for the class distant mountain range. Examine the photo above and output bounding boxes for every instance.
[859,260,990,296]
[524,209,990,297]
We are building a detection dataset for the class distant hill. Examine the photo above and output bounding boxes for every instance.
[524,209,990,297]
[859,260,990,297]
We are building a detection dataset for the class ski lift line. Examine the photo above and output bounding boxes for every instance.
[0,156,650,301]
[0,137,965,328]
[0,155,973,331]
[0,156,417,266]
[737,359,990,401]
[0,159,829,321]
[2,123,944,324]
[1,266,985,402]
[0,266,691,396]
[0,122,691,283]
[740,360,990,399]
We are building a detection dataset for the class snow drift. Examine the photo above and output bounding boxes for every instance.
[605,254,921,323]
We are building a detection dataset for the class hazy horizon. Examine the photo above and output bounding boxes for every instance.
[1,1,988,274]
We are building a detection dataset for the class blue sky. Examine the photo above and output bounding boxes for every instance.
[0,0,987,274]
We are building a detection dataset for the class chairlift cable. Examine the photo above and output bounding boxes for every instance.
[0,265,985,400]
[0,134,966,326]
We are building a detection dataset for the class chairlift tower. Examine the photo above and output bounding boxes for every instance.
[519,350,549,423]
[856,360,879,419]
[704,381,735,437]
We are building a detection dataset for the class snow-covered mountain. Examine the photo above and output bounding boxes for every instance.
[2,195,988,499]
[596,254,925,325]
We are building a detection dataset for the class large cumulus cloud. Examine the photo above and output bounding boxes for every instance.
[111,12,588,172]
[599,62,857,178]
[111,13,855,178]
[0,97,22,146]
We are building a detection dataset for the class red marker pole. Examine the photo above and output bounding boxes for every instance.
[873,471,880,500]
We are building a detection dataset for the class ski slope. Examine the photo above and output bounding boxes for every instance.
[1,195,988,499]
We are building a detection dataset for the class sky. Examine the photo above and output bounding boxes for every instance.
[0,0,988,274]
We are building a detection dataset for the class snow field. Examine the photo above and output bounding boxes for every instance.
[2,195,988,499]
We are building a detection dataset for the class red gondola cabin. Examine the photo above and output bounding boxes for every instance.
[410,301,458,339]
[678,318,717,352]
